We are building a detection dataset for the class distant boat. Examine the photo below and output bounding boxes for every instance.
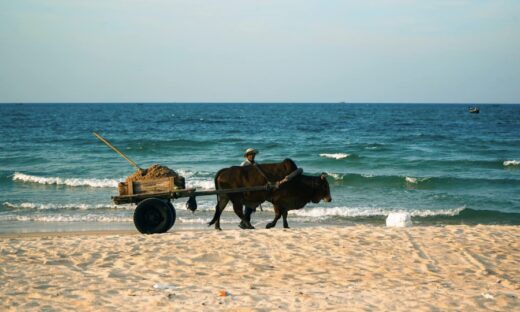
[468,107,480,114]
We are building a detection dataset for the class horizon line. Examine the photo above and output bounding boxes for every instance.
[1,102,519,105]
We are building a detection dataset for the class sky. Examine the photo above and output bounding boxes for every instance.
[0,0,519,103]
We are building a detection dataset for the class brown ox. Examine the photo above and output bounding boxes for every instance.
[208,159,332,230]
[266,173,331,229]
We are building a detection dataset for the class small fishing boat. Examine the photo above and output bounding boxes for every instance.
[468,107,480,114]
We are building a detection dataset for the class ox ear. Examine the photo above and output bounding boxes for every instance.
[320,172,328,180]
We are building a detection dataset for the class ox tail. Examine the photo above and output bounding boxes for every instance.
[208,169,224,226]
[208,202,221,227]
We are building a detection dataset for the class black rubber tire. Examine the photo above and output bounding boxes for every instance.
[133,198,174,234]
[166,201,176,231]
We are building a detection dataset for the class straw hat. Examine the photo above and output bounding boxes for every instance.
[244,148,258,157]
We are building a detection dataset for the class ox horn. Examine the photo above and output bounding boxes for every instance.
[320,172,328,180]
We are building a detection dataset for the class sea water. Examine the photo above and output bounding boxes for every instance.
[1,103,519,233]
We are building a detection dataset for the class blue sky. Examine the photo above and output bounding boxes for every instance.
[1,0,519,103]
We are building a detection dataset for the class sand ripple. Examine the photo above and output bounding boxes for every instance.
[0,226,519,311]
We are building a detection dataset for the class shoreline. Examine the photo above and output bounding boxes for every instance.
[1,225,519,311]
[1,219,520,236]
[2,206,520,235]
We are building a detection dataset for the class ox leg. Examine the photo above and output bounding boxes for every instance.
[233,202,254,229]
[209,196,228,231]
[282,209,290,229]
[215,206,222,231]
[244,206,254,223]
[240,206,252,230]
[214,203,223,231]
[266,205,281,229]
[241,204,258,229]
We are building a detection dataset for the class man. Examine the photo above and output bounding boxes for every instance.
[240,148,258,229]
[241,148,257,166]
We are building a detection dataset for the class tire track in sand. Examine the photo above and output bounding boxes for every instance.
[403,231,440,274]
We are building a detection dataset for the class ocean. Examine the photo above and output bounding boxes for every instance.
[1,103,519,233]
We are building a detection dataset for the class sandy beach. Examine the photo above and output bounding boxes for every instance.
[1,226,519,311]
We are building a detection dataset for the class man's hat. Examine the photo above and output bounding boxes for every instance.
[244,148,258,157]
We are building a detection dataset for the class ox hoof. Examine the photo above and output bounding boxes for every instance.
[266,223,275,229]
[239,222,255,230]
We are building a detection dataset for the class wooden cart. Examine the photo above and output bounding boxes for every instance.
[93,132,303,234]
[113,169,302,234]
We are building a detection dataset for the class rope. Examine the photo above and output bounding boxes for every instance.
[253,164,303,190]
[253,163,278,189]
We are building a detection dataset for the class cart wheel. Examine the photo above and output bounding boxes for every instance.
[167,201,176,230]
[134,198,174,234]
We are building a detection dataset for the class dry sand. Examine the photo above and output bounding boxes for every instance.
[1,226,519,311]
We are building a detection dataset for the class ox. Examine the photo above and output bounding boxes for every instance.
[266,173,331,229]
[208,159,331,230]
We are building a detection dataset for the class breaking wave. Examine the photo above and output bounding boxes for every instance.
[320,153,351,160]
[13,172,119,188]
[326,172,344,181]
[504,160,520,167]
[405,176,417,184]
[186,179,214,190]
[176,169,213,178]
[12,170,215,189]
[404,176,430,184]
[324,172,520,189]
[176,169,214,190]
[290,206,466,218]
[0,214,132,222]
[289,207,520,225]
[3,202,132,210]
[177,217,235,224]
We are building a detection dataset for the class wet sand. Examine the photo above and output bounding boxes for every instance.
[1,226,519,311]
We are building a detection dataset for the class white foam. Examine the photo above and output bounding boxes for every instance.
[177,217,235,224]
[326,172,344,181]
[405,176,430,184]
[319,153,350,160]
[289,206,465,218]
[173,168,214,190]
[405,176,417,184]
[407,207,466,217]
[3,202,133,210]
[13,172,119,188]
[0,214,133,222]
[176,169,196,178]
[186,179,214,190]
[503,160,520,166]
[290,207,386,218]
